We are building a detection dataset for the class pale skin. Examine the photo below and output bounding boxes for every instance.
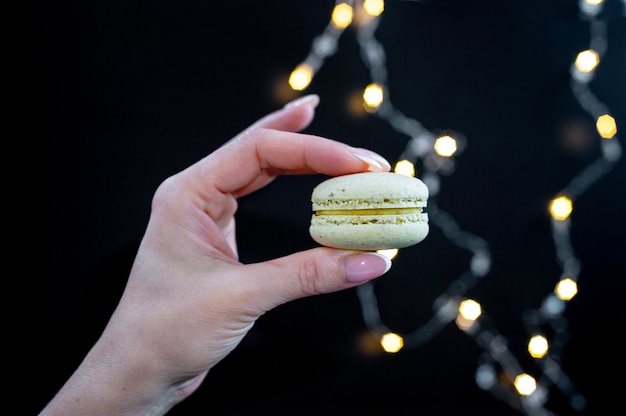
[39,94,393,415]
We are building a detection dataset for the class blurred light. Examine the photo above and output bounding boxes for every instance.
[380,332,404,353]
[331,3,353,29]
[457,299,482,331]
[596,114,617,139]
[433,135,458,157]
[363,83,384,109]
[475,364,496,390]
[470,251,491,277]
[459,299,482,320]
[528,335,549,358]
[377,248,398,260]
[422,172,440,197]
[580,0,605,17]
[601,137,622,161]
[549,196,573,220]
[541,294,566,317]
[394,159,415,176]
[288,64,313,91]
[514,373,537,396]
[555,277,578,301]
[456,316,475,331]
[363,0,385,16]
[574,49,600,73]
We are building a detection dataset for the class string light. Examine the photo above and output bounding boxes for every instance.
[380,332,404,353]
[549,196,573,221]
[514,373,538,396]
[363,0,385,17]
[433,135,458,157]
[596,114,617,139]
[574,49,600,73]
[554,278,578,301]
[528,335,549,359]
[456,298,482,332]
[288,64,314,91]
[286,1,622,414]
[459,298,482,321]
[579,0,605,17]
[362,82,384,110]
[331,2,354,29]
[393,159,415,176]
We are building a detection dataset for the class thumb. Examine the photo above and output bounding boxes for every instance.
[241,248,392,311]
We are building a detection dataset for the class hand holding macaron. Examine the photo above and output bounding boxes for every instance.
[39,95,400,416]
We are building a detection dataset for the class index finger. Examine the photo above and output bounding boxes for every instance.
[196,127,391,197]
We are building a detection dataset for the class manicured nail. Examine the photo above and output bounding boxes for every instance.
[344,252,392,283]
[284,94,320,109]
[352,149,391,172]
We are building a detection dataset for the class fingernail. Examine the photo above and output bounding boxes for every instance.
[344,252,392,283]
[284,94,320,109]
[352,149,391,172]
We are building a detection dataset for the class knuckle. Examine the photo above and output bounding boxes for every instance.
[297,256,325,296]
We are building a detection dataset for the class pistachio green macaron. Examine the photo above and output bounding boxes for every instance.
[309,171,429,250]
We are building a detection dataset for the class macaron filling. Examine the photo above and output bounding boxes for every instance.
[315,207,423,216]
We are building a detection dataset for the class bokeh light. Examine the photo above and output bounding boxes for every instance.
[394,159,415,176]
[434,135,458,157]
[380,332,404,353]
[528,335,549,359]
[574,49,600,73]
[331,3,353,29]
[288,64,313,91]
[514,373,537,396]
[363,83,384,109]
[555,278,578,301]
[596,114,617,139]
[549,196,573,220]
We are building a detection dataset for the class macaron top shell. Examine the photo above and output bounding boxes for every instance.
[311,172,428,210]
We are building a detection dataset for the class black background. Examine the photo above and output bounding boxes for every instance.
[27,1,625,415]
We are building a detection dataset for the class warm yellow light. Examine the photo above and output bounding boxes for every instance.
[459,299,482,321]
[363,83,384,109]
[575,49,600,73]
[596,114,617,139]
[433,135,458,157]
[380,332,404,353]
[514,373,537,396]
[331,3,353,29]
[288,64,313,91]
[377,248,398,260]
[555,277,578,301]
[585,0,604,5]
[394,159,415,176]
[549,196,573,220]
[363,0,385,16]
[528,335,549,359]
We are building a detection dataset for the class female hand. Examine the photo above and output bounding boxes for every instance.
[40,95,393,415]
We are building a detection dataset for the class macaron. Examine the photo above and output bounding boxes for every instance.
[309,171,429,250]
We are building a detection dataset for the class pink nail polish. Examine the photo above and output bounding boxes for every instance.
[284,94,320,109]
[344,253,392,283]
[353,154,383,171]
[352,149,391,172]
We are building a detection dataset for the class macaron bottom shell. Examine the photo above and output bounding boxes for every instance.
[309,217,429,250]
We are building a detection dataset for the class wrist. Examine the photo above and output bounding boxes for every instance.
[40,337,182,416]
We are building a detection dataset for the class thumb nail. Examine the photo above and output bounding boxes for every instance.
[344,252,392,283]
